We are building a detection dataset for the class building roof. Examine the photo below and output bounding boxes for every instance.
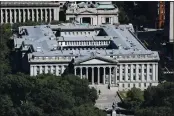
[14,23,160,61]
[97,4,115,9]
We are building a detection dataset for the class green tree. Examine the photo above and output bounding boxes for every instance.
[118,87,144,111]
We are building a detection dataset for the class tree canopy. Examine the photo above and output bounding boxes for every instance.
[119,83,174,116]
[0,73,106,116]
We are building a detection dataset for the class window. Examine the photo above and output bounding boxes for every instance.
[133,75,136,80]
[139,83,141,87]
[150,83,152,86]
[128,84,130,87]
[145,76,147,80]
[144,83,146,87]
[122,84,124,87]
[133,84,135,87]
[105,17,110,23]
[122,76,125,80]
[117,76,120,80]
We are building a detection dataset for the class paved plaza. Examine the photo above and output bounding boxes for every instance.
[92,85,121,110]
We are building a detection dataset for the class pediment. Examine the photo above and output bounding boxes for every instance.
[78,10,95,14]
[80,58,110,64]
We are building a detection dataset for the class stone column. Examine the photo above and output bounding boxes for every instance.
[86,67,88,79]
[155,64,158,81]
[80,67,82,79]
[74,67,77,75]
[34,66,37,76]
[36,9,38,22]
[50,66,53,74]
[41,9,43,21]
[98,67,100,84]
[49,9,52,22]
[130,64,133,81]
[9,9,12,23]
[32,9,34,21]
[115,66,117,84]
[119,65,122,81]
[27,9,30,21]
[45,9,47,22]
[80,18,82,23]
[136,64,139,81]
[109,67,112,84]
[61,65,65,74]
[39,66,41,74]
[45,65,48,74]
[53,8,59,21]
[141,64,144,81]
[103,67,106,84]
[90,17,93,25]
[19,9,21,22]
[125,64,128,81]
[14,9,17,23]
[30,66,34,76]
[1,9,3,23]
[56,65,59,76]
[147,63,150,81]
[92,67,94,85]
[152,64,156,81]
[23,9,26,22]
[5,9,7,23]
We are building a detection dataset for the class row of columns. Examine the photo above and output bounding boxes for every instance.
[74,63,158,85]
[74,66,116,85]
[30,65,66,76]
[1,8,59,24]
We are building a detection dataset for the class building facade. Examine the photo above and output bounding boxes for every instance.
[66,2,119,25]
[0,1,65,24]
[13,23,159,91]
[169,2,174,43]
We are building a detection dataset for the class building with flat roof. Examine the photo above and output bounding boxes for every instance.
[66,1,119,25]
[13,23,159,91]
[0,1,65,24]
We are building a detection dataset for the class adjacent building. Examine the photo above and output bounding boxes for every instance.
[165,2,174,43]
[13,23,159,91]
[0,1,65,24]
[66,1,119,25]
[169,2,174,43]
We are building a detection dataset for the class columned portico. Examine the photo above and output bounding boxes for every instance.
[74,65,117,85]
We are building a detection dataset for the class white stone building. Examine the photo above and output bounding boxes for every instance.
[0,1,65,24]
[13,23,159,91]
[169,2,174,43]
[66,2,119,25]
